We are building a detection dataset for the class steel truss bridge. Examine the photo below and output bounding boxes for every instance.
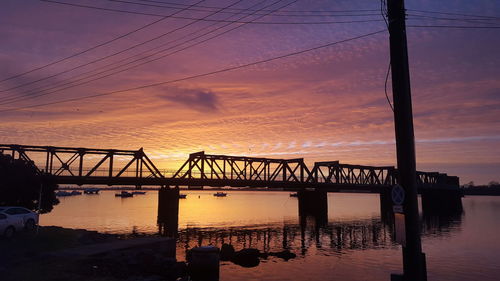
[0,144,459,191]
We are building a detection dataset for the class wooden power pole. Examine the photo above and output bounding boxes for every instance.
[387,0,427,280]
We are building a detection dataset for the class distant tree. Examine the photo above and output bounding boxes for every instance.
[463,181,475,188]
[489,181,500,187]
[0,153,59,213]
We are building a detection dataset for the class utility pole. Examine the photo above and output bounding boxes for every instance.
[387,0,427,281]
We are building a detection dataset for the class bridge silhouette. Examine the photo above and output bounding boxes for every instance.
[0,144,459,191]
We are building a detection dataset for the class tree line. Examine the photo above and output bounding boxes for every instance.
[0,153,59,213]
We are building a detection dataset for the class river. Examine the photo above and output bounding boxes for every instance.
[41,191,500,281]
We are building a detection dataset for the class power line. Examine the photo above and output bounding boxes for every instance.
[135,0,381,14]
[0,0,270,102]
[407,8,500,20]
[407,14,500,25]
[0,0,249,95]
[0,30,386,113]
[0,0,298,105]
[407,25,500,29]
[380,0,392,112]
[0,0,205,84]
[40,0,384,24]
[109,0,381,17]
[384,61,393,112]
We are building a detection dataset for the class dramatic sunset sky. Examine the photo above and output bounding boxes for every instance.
[0,0,499,184]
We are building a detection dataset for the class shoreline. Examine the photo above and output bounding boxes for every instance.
[1,226,182,281]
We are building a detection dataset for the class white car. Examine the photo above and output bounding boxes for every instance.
[0,207,39,237]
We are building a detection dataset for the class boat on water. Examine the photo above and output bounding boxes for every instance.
[56,190,82,197]
[289,192,298,197]
[213,192,227,197]
[84,188,100,194]
[115,191,134,198]
[56,191,72,197]
[132,191,146,195]
[179,194,187,199]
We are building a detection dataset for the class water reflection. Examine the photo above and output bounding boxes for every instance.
[422,211,463,237]
[159,210,463,266]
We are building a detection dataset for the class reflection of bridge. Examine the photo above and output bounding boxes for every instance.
[0,144,459,191]
[172,219,394,258]
[165,213,462,260]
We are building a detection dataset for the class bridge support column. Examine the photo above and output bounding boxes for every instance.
[380,187,395,224]
[158,186,179,238]
[298,189,328,226]
[421,188,463,215]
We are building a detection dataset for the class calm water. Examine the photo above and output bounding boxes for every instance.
[41,191,500,281]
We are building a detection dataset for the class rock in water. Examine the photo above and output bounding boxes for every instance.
[275,250,296,261]
[231,248,260,268]
[220,243,235,261]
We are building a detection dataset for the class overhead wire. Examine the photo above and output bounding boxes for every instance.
[407,14,500,26]
[4,1,495,110]
[135,0,380,14]
[407,9,500,20]
[4,8,489,98]
[0,0,206,84]
[0,0,249,95]
[406,8,500,29]
[0,0,300,106]
[108,0,381,17]
[0,29,386,113]
[5,1,494,88]
[0,0,269,102]
[407,25,500,29]
[0,0,384,95]
[380,0,393,112]
[40,0,384,25]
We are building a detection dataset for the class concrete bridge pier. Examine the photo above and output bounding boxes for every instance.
[421,188,463,215]
[297,189,328,226]
[158,185,180,237]
[379,187,395,224]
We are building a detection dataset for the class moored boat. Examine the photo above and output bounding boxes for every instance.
[115,191,133,198]
[290,192,298,197]
[213,192,227,197]
[179,194,187,199]
[56,190,82,197]
[56,191,72,197]
[84,188,100,194]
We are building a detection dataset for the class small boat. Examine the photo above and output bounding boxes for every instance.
[179,194,187,199]
[115,191,134,198]
[84,188,100,194]
[56,190,82,197]
[132,191,146,195]
[213,192,227,197]
[289,193,298,197]
[56,191,72,197]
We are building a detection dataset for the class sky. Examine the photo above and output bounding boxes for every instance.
[0,0,499,184]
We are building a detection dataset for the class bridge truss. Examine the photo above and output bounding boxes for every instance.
[0,144,457,190]
[0,144,164,186]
